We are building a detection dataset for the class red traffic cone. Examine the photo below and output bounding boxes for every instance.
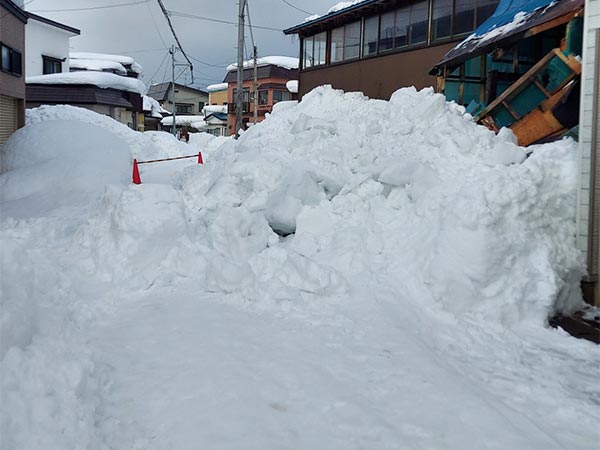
[132,159,142,184]
[198,152,203,164]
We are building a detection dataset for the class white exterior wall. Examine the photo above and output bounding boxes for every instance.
[25,20,75,77]
[577,0,600,277]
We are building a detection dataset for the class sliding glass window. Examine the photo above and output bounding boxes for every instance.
[410,1,429,45]
[331,27,344,63]
[363,15,379,56]
[432,0,452,41]
[454,0,476,36]
[302,36,313,69]
[379,11,395,52]
[344,21,361,60]
[314,32,327,65]
[394,5,410,48]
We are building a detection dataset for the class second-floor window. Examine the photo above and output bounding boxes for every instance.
[331,21,361,63]
[303,31,326,68]
[258,90,269,105]
[176,103,193,114]
[273,91,291,103]
[1,44,22,77]
[43,56,62,74]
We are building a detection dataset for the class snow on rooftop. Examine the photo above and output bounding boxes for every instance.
[71,52,135,66]
[69,59,127,76]
[202,104,227,115]
[27,71,147,95]
[286,80,298,94]
[456,11,530,50]
[160,115,206,127]
[207,83,229,92]
[304,0,368,22]
[143,95,169,118]
[226,56,299,72]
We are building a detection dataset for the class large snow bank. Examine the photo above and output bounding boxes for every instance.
[0,87,596,450]
[27,71,147,95]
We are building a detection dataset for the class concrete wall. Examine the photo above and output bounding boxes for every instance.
[298,42,456,100]
[25,19,75,77]
[577,0,600,305]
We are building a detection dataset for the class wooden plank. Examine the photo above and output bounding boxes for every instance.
[502,101,520,120]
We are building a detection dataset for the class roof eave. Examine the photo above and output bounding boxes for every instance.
[27,12,80,35]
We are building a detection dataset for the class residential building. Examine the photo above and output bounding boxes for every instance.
[147,82,208,116]
[577,0,600,306]
[0,0,27,144]
[25,12,80,77]
[27,52,146,130]
[207,82,228,106]
[224,56,299,133]
[283,0,500,100]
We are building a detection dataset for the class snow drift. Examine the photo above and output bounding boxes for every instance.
[0,87,597,450]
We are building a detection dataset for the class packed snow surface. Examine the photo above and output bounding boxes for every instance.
[286,79,299,93]
[70,52,135,66]
[304,0,368,22]
[26,71,147,95]
[143,95,168,118]
[226,56,299,72]
[1,87,599,450]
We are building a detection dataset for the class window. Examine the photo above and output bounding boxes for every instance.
[302,32,326,68]
[454,0,476,36]
[273,90,291,103]
[409,1,429,45]
[258,90,269,105]
[344,21,361,60]
[303,36,313,68]
[42,56,62,74]
[198,101,205,112]
[176,103,193,114]
[394,6,410,48]
[363,16,379,57]
[1,44,22,76]
[331,27,344,63]
[379,11,395,52]
[314,32,327,65]
[331,21,361,62]
[432,0,452,41]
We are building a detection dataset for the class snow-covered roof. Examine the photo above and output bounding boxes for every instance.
[143,95,169,118]
[227,56,299,72]
[70,52,135,66]
[70,59,127,76]
[26,72,147,95]
[286,80,298,94]
[202,104,227,115]
[207,83,228,92]
[160,115,206,127]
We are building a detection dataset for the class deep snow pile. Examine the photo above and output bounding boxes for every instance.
[1,87,598,450]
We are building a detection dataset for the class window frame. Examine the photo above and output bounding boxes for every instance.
[1,43,22,77]
[42,55,63,75]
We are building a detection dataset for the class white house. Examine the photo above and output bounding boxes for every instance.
[25,12,80,77]
[577,0,600,306]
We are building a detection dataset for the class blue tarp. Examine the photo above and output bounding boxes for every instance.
[474,0,558,37]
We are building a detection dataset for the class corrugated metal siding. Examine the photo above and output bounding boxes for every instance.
[0,94,17,144]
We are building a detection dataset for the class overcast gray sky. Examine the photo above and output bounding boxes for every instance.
[25,0,332,89]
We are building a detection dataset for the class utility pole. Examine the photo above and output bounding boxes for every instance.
[171,44,177,137]
[253,45,258,125]
[235,0,245,137]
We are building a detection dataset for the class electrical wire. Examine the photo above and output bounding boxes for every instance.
[146,49,170,86]
[30,0,149,13]
[156,0,194,83]
[187,55,228,69]
[167,10,283,32]
[145,2,168,49]
[280,0,314,15]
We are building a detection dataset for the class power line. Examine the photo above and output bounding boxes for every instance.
[146,49,170,86]
[146,2,168,49]
[280,0,314,15]
[167,10,283,32]
[187,55,228,69]
[30,0,149,13]
[156,0,194,83]
[245,0,256,49]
